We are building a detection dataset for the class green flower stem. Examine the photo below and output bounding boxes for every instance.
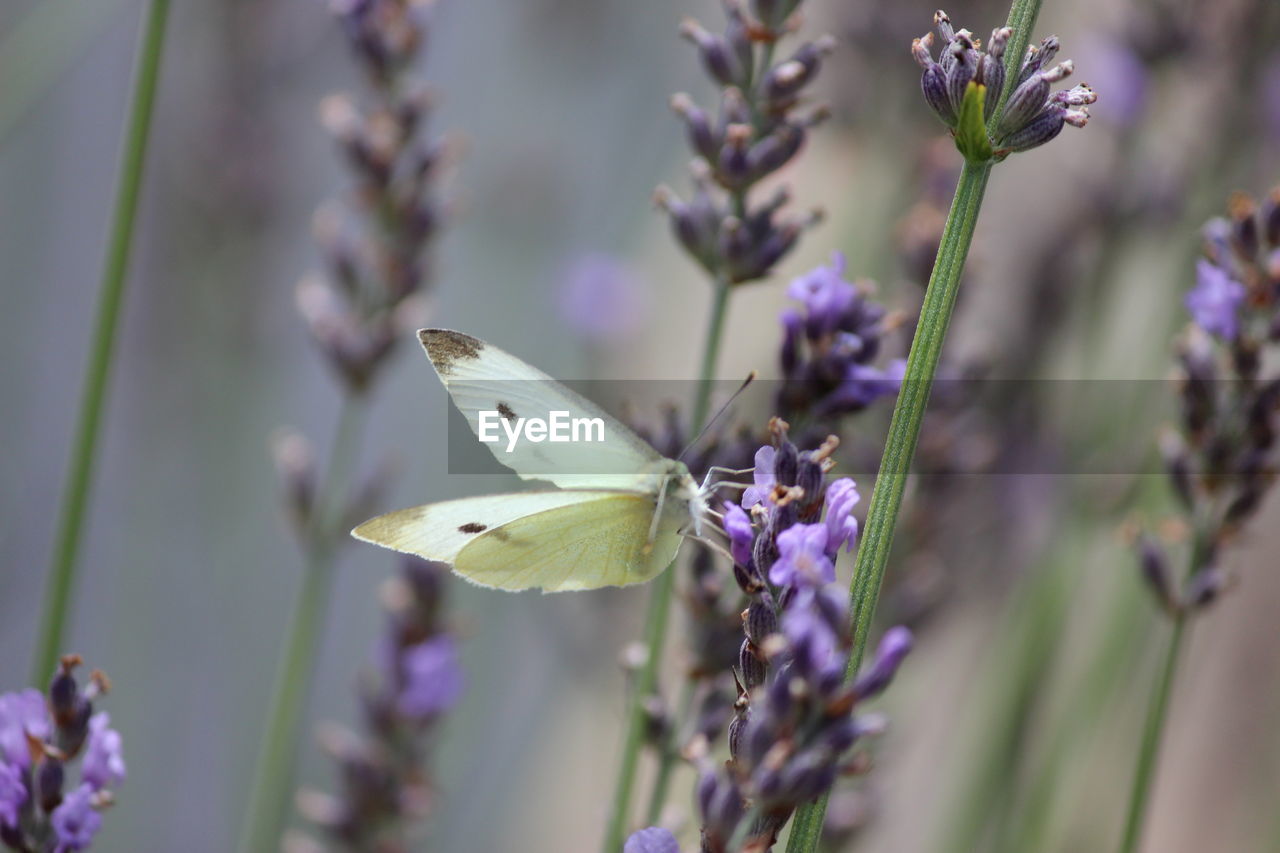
[786,3,1046,846]
[30,0,171,687]
[1116,615,1186,853]
[239,396,368,853]
[784,154,992,853]
[602,276,732,853]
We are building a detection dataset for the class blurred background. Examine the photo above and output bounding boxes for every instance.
[2,0,1279,850]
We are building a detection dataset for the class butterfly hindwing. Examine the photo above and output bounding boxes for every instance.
[352,490,685,592]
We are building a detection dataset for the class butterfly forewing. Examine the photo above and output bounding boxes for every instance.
[420,329,663,490]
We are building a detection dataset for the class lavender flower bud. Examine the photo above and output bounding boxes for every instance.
[853,627,914,698]
[1137,535,1178,615]
[744,599,778,644]
[739,640,768,689]
[681,19,739,87]
[1183,567,1228,611]
[37,758,64,812]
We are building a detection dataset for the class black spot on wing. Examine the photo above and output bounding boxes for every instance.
[458,522,487,533]
[421,329,484,375]
[497,402,517,421]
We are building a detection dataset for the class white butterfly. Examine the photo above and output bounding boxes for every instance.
[352,329,719,592]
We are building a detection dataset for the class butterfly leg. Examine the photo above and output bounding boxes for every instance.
[643,474,670,557]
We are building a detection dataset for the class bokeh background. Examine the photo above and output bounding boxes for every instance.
[2,0,1280,850]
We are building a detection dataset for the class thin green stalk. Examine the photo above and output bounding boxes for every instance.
[784,157,991,853]
[601,277,732,853]
[30,0,171,687]
[785,3,1045,847]
[239,397,368,853]
[1115,615,1187,853]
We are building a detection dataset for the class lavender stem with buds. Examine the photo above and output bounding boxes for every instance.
[241,1,450,849]
[1118,188,1280,853]
[785,0,1094,847]
[604,3,835,847]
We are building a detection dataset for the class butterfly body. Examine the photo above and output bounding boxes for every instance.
[352,330,711,592]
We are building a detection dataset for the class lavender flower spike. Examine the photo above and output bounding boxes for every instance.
[0,657,122,852]
[914,10,1096,161]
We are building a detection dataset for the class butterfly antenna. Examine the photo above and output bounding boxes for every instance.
[677,371,757,463]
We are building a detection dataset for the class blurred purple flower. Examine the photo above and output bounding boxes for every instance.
[558,253,647,345]
[0,689,49,769]
[1077,38,1148,127]
[81,713,125,791]
[787,252,857,335]
[722,502,754,566]
[1186,259,1246,340]
[0,762,26,828]
[397,636,464,718]
[770,524,834,588]
[741,445,777,508]
[822,478,860,555]
[51,785,101,852]
[822,360,905,412]
[625,826,680,853]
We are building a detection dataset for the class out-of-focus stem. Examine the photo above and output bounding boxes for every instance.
[1115,613,1187,853]
[238,397,368,853]
[30,0,171,687]
[601,276,732,853]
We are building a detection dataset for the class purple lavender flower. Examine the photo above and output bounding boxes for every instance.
[782,588,843,679]
[741,445,778,508]
[769,524,835,588]
[695,425,913,851]
[823,360,906,414]
[0,762,26,828]
[1185,259,1246,340]
[0,689,50,768]
[625,826,680,853]
[80,713,125,791]
[822,478,860,555]
[787,252,858,335]
[776,259,901,426]
[50,784,101,852]
[396,635,464,718]
[723,501,755,566]
[558,253,647,345]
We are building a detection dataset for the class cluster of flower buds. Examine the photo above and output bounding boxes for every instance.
[655,0,831,285]
[0,657,125,853]
[626,422,911,852]
[270,428,393,546]
[300,0,450,394]
[776,253,905,432]
[1141,189,1280,617]
[912,10,1095,162]
[292,557,463,852]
